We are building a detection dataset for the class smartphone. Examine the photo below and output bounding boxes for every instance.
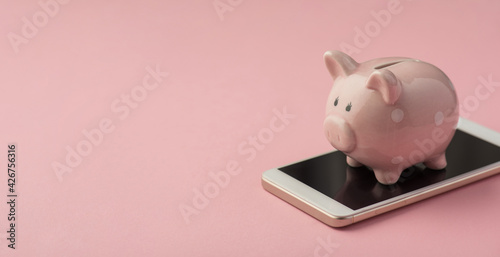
[262,118,500,227]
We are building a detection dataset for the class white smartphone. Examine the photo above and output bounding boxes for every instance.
[262,118,500,227]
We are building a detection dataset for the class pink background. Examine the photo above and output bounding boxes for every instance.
[1,0,500,256]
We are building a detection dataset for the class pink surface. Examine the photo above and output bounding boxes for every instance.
[1,0,500,256]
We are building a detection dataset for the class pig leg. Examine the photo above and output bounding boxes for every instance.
[346,156,363,167]
[424,153,447,170]
[373,168,403,185]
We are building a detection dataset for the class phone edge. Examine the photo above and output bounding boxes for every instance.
[261,117,500,227]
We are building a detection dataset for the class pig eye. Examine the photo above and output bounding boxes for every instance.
[346,102,352,112]
[334,97,339,106]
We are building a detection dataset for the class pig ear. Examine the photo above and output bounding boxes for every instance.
[366,70,402,105]
[324,50,358,79]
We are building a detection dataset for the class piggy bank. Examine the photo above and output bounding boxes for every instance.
[323,50,459,185]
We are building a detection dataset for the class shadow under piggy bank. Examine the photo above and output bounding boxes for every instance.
[333,164,446,210]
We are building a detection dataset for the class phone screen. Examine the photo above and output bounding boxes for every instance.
[279,130,500,210]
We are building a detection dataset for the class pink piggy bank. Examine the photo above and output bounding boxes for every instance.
[323,50,459,185]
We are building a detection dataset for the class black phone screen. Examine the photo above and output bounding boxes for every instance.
[279,130,500,210]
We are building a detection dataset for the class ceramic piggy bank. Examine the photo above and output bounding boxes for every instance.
[323,50,459,185]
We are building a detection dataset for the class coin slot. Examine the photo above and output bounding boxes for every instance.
[374,61,403,69]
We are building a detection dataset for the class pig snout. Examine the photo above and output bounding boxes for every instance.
[324,116,356,153]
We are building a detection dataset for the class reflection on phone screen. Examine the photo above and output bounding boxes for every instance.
[279,130,500,210]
